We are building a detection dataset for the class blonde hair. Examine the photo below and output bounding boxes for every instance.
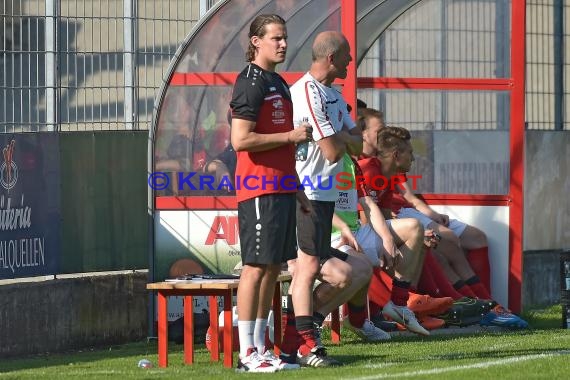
[377,126,411,157]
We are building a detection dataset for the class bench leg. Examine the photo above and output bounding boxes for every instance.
[222,290,233,368]
[272,281,283,355]
[209,295,220,361]
[331,307,341,344]
[183,295,194,364]
[157,292,168,367]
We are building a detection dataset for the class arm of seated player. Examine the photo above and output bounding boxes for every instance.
[231,117,310,152]
[332,213,360,251]
[359,196,400,268]
[359,207,391,224]
[381,207,393,220]
[204,159,232,190]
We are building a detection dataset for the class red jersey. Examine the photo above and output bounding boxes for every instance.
[351,156,372,199]
[230,64,297,203]
[356,156,394,210]
[390,184,414,213]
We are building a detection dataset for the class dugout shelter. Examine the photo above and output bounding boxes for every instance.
[149,0,526,312]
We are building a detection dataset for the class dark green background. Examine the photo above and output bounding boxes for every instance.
[59,131,148,272]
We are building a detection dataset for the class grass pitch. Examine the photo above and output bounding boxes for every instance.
[1,305,569,379]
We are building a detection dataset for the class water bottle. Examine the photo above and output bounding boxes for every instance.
[295,117,310,161]
[137,359,153,368]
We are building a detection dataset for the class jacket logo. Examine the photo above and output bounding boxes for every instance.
[1,140,18,190]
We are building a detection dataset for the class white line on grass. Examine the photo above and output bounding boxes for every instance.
[353,350,570,379]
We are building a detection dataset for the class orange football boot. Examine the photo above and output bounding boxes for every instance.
[418,316,446,330]
[407,294,454,317]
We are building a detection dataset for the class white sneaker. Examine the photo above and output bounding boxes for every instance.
[382,301,430,336]
[236,347,278,373]
[261,349,300,370]
[343,318,391,341]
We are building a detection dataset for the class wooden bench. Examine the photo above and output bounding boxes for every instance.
[147,273,292,368]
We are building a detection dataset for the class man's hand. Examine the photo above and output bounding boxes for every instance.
[288,122,312,144]
[424,229,441,249]
[212,161,233,192]
[296,190,313,215]
[337,129,363,156]
[335,226,361,252]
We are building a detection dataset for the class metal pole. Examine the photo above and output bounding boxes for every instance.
[340,0,357,120]
[495,0,509,130]
[439,0,448,130]
[124,0,135,130]
[45,0,57,131]
[508,0,526,314]
[553,0,564,131]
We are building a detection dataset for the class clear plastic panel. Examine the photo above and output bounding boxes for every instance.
[359,0,511,78]
[155,85,232,171]
[358,89,510,194]
[173,0,341,74]
[154,0,512,196]
[155,0,344,196]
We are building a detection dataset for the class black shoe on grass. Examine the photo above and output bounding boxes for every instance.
[297,346,343,367]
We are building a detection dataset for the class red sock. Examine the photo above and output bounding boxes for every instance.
[417,260,441,297]
[368,267,392,311]
[391,279,410,306]
[380,270,395,290]
[470,282,492,299]
[454,282,478,298]
[424,250,464,300]
[347,303,367,328]
[297,330,317,356]
[280,298,298,355]
[369,301,381,317]
[467,247,491,292]
[466,276,492,299]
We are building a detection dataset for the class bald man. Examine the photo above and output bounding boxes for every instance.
[286,31,364,368]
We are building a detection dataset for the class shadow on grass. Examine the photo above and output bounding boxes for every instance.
[333,347,570,367]
[0,306,564,373]
[0,340,157,373]
[522,304,564,329]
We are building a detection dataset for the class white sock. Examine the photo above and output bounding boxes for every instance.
[238,320,256,358]
[253,318,268,353]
